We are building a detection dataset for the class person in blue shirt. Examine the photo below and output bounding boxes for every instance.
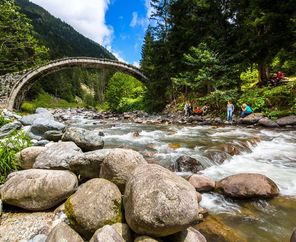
[240,103,253,118]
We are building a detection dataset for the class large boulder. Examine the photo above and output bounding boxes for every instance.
[43,130,63,142]
[166,227,207,242]
[18,146,47,169]
[89,225,125,242]
[276,115,296,126]
[100,149,147,192]
[0,169,78,210]
[30,118,65,139]
[20,109,53,126]
[34,142,82,169]
[239,113,264,125]
[188,175,215,192]
[0,121,22,138]
[110,223,133,242]
[216,173,279,198]
[69,149,111,179]
[62,127,104,151]
[65,178,122,239]
[46,222,84,242]
[124,164,200,237]
[258,117,279,128]
[171,155,203,173]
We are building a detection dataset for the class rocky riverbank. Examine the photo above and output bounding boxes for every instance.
[0,108,294,241]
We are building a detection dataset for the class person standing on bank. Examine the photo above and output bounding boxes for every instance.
[226,100,235,123]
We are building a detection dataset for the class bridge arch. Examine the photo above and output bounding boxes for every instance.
[7,57,147,110]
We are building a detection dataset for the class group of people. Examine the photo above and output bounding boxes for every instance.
[184,100,253,123]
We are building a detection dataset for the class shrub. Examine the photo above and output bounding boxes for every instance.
[0,116,10,127]
[0,131,31,184]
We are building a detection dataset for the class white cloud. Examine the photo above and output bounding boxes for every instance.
[145,0,154,18]
[30,0,113,46]
[133,61,140,68]
[130,12,147,28]
[106,46,126,63]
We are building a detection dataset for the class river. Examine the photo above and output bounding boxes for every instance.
[72,117,296,241]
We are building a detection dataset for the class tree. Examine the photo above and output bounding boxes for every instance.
[0,0,48,74]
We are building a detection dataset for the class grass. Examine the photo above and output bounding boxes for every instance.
[0,116,10,127]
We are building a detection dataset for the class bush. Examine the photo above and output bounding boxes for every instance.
[0,131,31,184]
[0,116,10,127]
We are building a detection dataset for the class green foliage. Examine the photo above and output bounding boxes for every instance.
[0,116,10,127]
[240,68,259,90]
[0,131,31,184]
[0,0,48,74]
[105,72,146,112]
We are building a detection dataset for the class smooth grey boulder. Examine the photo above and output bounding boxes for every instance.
[258,117,279,128]
[69,149,111,179]
[0,121,22,138]
[62,127,104,151]
[30,118,65,138]
[276,115,296,126]
[43,130,63,142]
[166,227,207,242]
[239,113,264,125]
[111,223,133,242]
[45,222,84,242]
[19,146,47,169]
[134,236,163,242]
[65,178,122,239]
[90,225,124,242]
[34,142,82,169]
[0,169,78,210]
[20,110,53,126]
[124,164,200,237]
[100,148,147,193]
[33,140,51,147]
[216,173,279,198]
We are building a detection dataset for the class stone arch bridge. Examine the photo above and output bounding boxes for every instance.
[0,57,147,110]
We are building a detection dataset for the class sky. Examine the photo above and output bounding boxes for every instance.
[30,0,152,66]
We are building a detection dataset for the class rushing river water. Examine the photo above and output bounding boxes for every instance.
[72,117,296,241]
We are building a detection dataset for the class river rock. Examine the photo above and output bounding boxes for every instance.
[110,223,133,242]
[90,225,125,242]
[171,155,203,173]
[62,127,104,151]
[291,229,296,242]
[30,118,65,139]
[20,110,53,126]
[29,234,48,242]
[0,169,78,210]
[0,121,22,138]
[216,173,279,198]
[276,115,296,126]
[134,236,163,242]
[19,146,47,169]
[34,142,82,169]
[239,113,264,125]
[65,178,122,239]
[188,175,215,192]
[100,148,147,192]
[69,149,111,179]
[43,130,63,142]
[46,222,84,242]
[124,164,200,237]
[166,227,207,242]
[258,117,279,128]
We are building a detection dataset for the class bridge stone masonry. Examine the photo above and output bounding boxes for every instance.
[0,57,148,110]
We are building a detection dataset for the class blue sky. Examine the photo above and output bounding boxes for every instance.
[30,0,151,66]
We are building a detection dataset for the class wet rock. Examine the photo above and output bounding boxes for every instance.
[30,118,65,139]
[124,164,200,237]
[187,116,203,123]
[65,178,122,239]
[258,117,279,128]
[188,175,215,192]
[110,223,133,242]
[20,110,53,126]
[29,234,47,242]
[46,222,84,242]
[291,229,296,242]
[33,140,51,147]
[34,142,82,169]
[195,215,247,242]
[276,115,296,126]
[166,227,207,242]
[69,149,111,179]
[196,192,202,203]
[171,155,204,173]
[62,126,104,151]
[205,150,231,164]
[100,148,147,193]
[221,144,240,156]
[43,130,63,142]
[239,113,264,125]
[90,225,124,242]
[0,121,22,138]
[216,173,279,198]
[0,169,77,211]
[134,236,163,242]
[19,146,47,169]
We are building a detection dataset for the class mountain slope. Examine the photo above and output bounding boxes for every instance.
[15,0,116,60]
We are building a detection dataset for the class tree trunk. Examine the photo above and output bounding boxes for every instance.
[258,63,270,86]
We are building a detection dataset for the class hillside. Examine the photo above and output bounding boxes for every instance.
[15,0,116,60]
